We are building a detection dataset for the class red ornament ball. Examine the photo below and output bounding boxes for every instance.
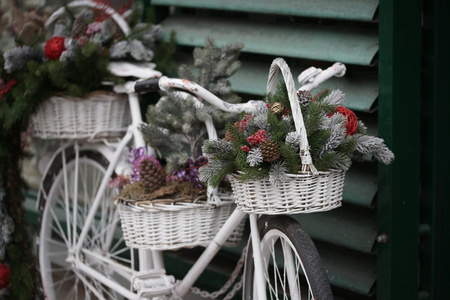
[0,263,11,289]
[332,106,358,136]
[44,36,67,60]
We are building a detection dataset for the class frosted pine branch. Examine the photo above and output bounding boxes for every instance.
[101,19,115,41]
[269,161,288,186]
[110,41,128,58]
[353,134,384,154]
[110,39,154,61]
[3,46,43,73]
[319,114,347,156]
[139,123,182,153]
[323,90,345,106]
[282,115,295,132]
[166,152,190,173]
[199,158,227,184]
[331,152,352,171]
[373,145,395,165]
[357,120,368,134]
[202,139,233,158]
[129,39,154,61]
[353,134,395,164]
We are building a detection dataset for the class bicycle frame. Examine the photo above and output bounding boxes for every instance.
[39,61,346,300]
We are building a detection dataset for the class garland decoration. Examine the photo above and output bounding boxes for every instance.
[199,83,395,187]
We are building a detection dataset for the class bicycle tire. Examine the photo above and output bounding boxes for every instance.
[243,215,333,300]
[38,147,133,299]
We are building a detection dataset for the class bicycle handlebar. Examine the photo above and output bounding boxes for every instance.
[134,78,161,93]
[134,62,346,115]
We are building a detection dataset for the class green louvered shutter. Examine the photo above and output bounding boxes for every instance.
[151,1,380,298]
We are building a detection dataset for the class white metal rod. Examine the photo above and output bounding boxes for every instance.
[174,209,246,297]
[159,77,262,114]
[72,142,79,248]
[81,247,134,280]
[76,259,140,300]
[298,62,346,92]
[152,250,165,269]
[128,92,146,149]
[75,129,133,251]
[61,145,72,247]
[249,214,267,300]
[139,249,154,271]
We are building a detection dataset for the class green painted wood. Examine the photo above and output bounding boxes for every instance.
[175,57,378,112]
[232,62,378,112]
[294,204,377,253]
[342,163,377,207]
[420,0,450,298]
[160,14,379,66]
[317,241,376,296]
[152,0,379,22]
[377,0,421,299]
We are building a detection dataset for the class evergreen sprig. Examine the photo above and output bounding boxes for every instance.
[141,40,243,179]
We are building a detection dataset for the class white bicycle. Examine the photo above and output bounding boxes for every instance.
[35,49,345,299]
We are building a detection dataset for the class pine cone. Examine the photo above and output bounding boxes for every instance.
[140,158,165,193]
[270,102,285,118]
[223,130,233,141]
[297,90,312,108]
[260,139,281,162]
[71,15,87,37]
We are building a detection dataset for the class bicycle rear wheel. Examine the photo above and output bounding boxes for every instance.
[243,215,333,300]
[38,147,133,299]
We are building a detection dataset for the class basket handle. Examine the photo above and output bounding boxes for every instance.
[266,58,318,174]
[45,0,131,36]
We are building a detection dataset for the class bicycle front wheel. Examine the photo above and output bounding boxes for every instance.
[243,215,333,300]
[38,148,133,299]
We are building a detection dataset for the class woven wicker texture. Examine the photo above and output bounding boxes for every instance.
[230,170,344,215]
[117,197,245,250]
[30,92,131,140]
[230,58,345,214]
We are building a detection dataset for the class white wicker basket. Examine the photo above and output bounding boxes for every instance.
[117,195,245,250]
[230,170,344,215]
[30,92,131,140]
[230,58,346,215]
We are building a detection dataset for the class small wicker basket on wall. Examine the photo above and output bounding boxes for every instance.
[30,91,131,140]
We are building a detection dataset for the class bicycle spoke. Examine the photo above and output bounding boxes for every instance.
[281,239,300,299]
[245,217,333,300]
[49,207,70,246]
[39,154,133,300]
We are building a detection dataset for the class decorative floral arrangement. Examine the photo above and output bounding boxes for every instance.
[199,83,395,187]
[114,39,244,202]
[0,0,162,128]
